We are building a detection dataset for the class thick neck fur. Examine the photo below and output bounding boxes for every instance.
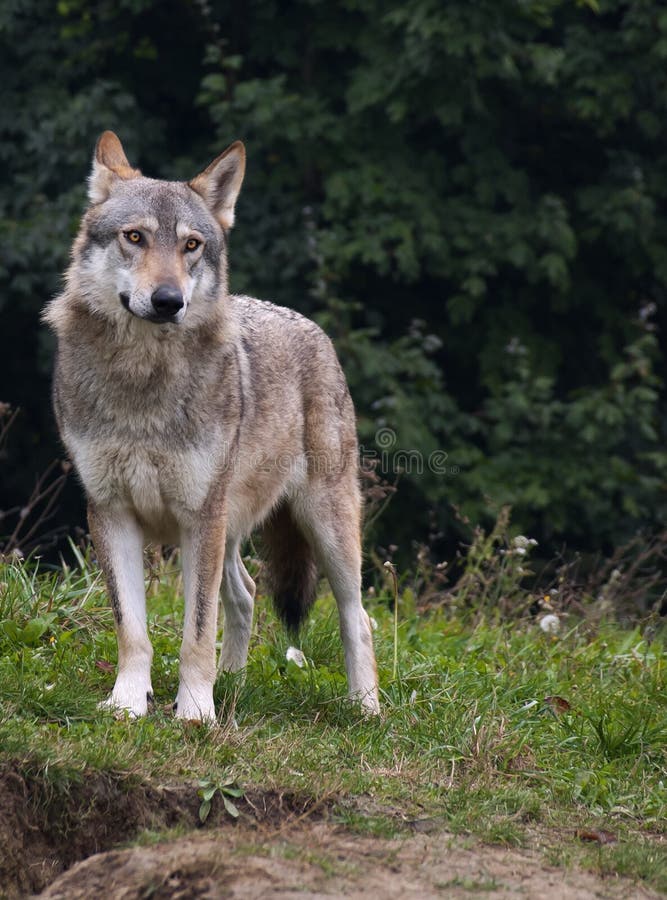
[45,289,233,369]
[44,288,240,446]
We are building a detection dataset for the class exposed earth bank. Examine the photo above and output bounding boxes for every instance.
[37,823,660,900]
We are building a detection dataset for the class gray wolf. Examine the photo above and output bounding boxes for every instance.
[43,131,379,721]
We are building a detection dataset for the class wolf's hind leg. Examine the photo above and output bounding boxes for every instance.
[293,487,380,714]
[88,504,153,717]
[218,547,256,673]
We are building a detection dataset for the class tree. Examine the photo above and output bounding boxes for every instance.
[1,0,666,565]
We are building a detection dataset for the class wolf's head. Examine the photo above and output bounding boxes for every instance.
[68,131,245,328]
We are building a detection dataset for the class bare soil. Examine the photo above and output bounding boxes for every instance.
[0,761,315,897]
[0,763,660,900]
[36,823,663,900]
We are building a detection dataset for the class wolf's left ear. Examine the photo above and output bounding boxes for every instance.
[88,131,141,205]
[188,142,246,229]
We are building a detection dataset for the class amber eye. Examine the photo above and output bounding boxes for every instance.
[185,238,201,253]
[124,230,142,245]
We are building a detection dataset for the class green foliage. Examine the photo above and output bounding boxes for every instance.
[1,0,667,561]
[454,315,666,541]
[197,776,243,822]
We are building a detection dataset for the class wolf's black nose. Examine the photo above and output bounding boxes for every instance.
[151,285,184,317]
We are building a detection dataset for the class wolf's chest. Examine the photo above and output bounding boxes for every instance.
[67,432,219,537]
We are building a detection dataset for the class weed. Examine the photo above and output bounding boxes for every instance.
[197,776,244,822]
[0,403,70,557]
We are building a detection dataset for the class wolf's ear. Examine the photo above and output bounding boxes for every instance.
[88,131,141,205]
[188,142,246,229]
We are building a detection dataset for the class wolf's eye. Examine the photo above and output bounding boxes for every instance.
[184,238,201,253]
[124,230,142,245]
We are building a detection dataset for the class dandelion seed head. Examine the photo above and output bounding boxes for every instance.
[539,614,560,635]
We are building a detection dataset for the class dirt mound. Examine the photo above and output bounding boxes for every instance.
[0,764,191,896]
[38,822,661,900]
[0,761,317,898]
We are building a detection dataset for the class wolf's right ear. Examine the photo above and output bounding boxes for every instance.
[188,142,246,229]
[88,131,141,205]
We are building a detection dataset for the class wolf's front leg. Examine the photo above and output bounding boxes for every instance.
[88,503,153,717]
[175,515,226,722]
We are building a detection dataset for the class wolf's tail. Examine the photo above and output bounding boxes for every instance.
[260,501,319,633]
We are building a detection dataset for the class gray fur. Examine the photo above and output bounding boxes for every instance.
[43,132,379,720]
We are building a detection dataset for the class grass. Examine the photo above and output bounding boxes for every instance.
[0,548,665,891]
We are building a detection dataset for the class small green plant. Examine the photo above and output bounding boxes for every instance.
[0,612,57,647]
[197,776,244,823]
[420,506,541,619]
[383,560,400,680]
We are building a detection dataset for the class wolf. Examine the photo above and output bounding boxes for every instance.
[43,131,379,721]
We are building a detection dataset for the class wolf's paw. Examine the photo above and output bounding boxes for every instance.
[173,683,216,723]
[99,683,153,718]
[354,688,381,717]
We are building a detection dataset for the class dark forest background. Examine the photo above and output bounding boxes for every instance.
[1,0,666,577]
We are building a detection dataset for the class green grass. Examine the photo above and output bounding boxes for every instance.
[0,552,665,891]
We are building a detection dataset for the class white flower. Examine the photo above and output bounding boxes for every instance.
[286,646,307,668]
[512,535,538,549]
[539,614,560,635]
